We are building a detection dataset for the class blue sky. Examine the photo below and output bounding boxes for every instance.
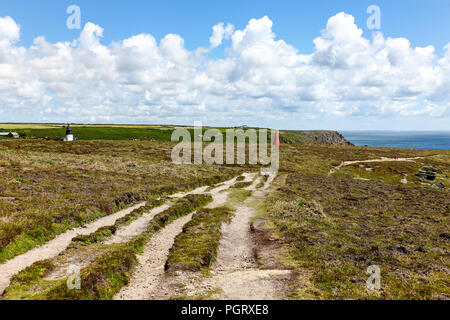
[3,0,450,54]
[0,0,449,130]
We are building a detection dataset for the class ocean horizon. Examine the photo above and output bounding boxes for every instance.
[341,131,450,150]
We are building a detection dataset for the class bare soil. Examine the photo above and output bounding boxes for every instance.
[156,172,294,300]
[114,172,292,300]
[114,175,249,300]
[115,213,194,300]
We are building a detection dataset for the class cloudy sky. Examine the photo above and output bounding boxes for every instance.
[0,0,449,130]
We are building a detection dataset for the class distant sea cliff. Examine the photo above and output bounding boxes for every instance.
[280,130,353,146]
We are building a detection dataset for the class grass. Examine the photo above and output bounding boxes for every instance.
[175,287,224,300]
[0,124,62,130]
[227,188,253,206]
[8,126,175,141]
[230,181,253,189]
[1,125,449,300]
[332,157,449,188]
[1,124,266,142]
[263,165,450,299]
[279,143,440,176]
[1,123,350,148]
[0,139,246,263]
[165,180,256,274]
[165,206,234,273]
[2,194,213,300]
[0,123,177,141]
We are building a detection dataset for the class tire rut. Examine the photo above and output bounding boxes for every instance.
[114,173,258,300]
[115,213,194,300]
[0,202,146,294]
[163,172,291,300]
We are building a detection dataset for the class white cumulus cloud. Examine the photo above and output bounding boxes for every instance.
[0,13,449,128]
[210,22,234,48]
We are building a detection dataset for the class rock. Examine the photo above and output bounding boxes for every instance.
[396,246,409,254]
[432,182,445,189]
[401,173,408,184]
[415,166,437,181]
[439,233,450,240]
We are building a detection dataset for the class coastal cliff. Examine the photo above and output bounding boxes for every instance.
[280,130,353,146]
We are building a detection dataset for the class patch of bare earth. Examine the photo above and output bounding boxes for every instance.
[115,173,271,300]
[164,172,294,300]
[105,204,171,245]
[38,203,175,283]
[115,213,194,300]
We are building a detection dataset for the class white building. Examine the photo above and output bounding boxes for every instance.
[64,124,73,142]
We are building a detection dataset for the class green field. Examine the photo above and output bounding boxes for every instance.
[0,123,348,146]
[0,124,176,141]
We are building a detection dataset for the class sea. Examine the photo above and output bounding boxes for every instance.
[341,131,450,150]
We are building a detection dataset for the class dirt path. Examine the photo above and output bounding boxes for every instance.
[156,171,291,300]
[111,175,251,246]
[1,172,279,299]
[105,204,171,245]
[114,173,258,300]
[115,213,194,300]
[0,175,248,295]
[205,173,291,300]
[212,203,257,269]
[0,202,146,294]
[215,178,262,272]
[169,186,210,198]
[328,157,425,176]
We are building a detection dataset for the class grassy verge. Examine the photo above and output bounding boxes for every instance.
[2,194,213,300]
[165,206,234,273]
[230,181,253,189]
[227,188,252,206]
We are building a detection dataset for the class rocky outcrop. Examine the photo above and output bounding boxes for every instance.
[280,130,353,146]
[432,182,445,189]
[415,166,437,181]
